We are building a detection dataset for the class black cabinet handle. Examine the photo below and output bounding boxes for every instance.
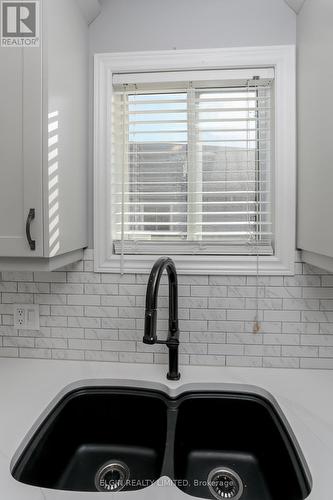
[26,209,36,251]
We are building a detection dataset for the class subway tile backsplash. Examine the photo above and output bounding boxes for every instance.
[0,250,333,369]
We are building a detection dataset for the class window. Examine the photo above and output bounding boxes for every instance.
[112,70,273,257]
[94,47,296,274]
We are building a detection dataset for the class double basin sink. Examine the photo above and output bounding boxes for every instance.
[12,384,312,500]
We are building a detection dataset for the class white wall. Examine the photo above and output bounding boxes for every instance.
[87,0,296,244]
[90,0,296,53]
[297,0,333,258]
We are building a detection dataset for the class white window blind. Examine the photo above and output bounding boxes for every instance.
[111,68,274,256]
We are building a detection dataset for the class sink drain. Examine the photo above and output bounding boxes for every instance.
[207,468,243,500]
[95,461,130,492]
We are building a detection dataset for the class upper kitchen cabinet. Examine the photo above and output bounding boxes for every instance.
[0,0,90,270]
[0,47,43,259]
[297,0,333,271]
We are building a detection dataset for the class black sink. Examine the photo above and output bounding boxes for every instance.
[174,394,310,500]
[13,389,168,492]
[12,386,312,499]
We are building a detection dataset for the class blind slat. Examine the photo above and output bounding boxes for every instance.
[113,191,270,196]
[116,211,271,216]
[114,96,270,106]
[117,222,272,227]
[114,107,272,115]
[112,201,271,206]
[113,180,269,185]
[120,231,273,236]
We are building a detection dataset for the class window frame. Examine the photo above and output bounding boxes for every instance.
[94,46,296,275]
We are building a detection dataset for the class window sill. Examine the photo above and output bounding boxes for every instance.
[94,253,294,275]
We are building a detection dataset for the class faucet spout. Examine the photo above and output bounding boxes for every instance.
[143,257,180,380]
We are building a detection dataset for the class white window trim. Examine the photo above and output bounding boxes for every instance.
[94,46,296,275]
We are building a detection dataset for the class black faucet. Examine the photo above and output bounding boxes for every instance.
[143,257,180,381]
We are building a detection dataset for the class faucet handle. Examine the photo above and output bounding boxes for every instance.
[143,310,157,344]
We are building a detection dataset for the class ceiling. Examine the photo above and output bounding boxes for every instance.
[99,0,306,14]
[78,0,306,25]
[284,0,306,13]
[77,0,102,24]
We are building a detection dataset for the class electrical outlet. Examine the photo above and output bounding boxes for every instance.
[14,304,40,331]
[15,307,25,327]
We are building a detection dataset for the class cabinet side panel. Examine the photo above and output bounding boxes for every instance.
[44,0,89,257]
[297,0,333,258]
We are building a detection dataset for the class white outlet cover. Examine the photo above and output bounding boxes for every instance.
[14,304,40,331]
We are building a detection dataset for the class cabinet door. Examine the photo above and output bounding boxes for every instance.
[0,48,43,257]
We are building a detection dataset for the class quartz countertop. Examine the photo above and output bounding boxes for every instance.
[0,358,332,500]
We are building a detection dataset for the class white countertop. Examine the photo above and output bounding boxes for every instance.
[0,358,332,500]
